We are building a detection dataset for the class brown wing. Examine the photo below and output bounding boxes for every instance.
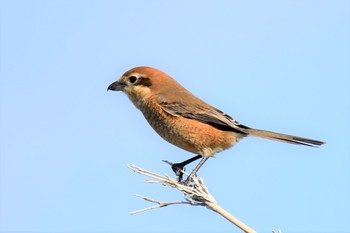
[157,93,325,147]
[159,100,250,135]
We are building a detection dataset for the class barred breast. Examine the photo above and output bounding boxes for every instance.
[138,100,241,157]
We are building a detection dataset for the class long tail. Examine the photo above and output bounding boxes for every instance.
[247,128,325,147]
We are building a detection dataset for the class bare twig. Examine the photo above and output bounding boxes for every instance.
[128,164,257,233]
[130,194,200,215]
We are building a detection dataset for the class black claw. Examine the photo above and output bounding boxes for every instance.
[162,160,186,182]
[171,163,185,176]
[162,155,202,183]
[171,163,185,182]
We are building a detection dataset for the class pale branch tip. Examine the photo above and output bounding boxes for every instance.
[127,164,257,233]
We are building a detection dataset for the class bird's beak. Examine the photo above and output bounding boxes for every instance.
[107,81,126,91]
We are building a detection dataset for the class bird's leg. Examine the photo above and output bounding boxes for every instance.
[184,156,209,185]
[171,155,202,178]
[163,155,202,182]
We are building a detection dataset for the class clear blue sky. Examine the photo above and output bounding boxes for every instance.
[1,1,349,232]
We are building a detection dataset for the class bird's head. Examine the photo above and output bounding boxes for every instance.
[108,66,187,106]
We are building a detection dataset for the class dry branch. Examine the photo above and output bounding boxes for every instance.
[128,164,257,233]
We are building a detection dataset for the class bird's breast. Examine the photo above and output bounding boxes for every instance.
[138,100,242,157]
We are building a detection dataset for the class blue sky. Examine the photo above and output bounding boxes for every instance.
[1,1,349,232]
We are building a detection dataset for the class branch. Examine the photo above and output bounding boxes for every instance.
[130,194,200,215]
[128,164,257,233]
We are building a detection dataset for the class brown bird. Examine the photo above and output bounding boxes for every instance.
[108,66,325,183]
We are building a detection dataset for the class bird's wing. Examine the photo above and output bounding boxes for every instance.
[157,95,325,147]
[159,100,250,134]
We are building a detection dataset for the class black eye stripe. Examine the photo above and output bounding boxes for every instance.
[127,76,152,87]
[138,77,152,87]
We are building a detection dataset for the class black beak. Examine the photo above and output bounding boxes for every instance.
[107,81,125,91]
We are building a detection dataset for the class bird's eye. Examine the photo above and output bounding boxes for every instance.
[129,76,137,84]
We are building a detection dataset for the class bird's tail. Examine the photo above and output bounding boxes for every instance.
[247,128,325,147]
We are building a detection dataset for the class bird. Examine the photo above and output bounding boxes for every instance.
[108,66,325,183]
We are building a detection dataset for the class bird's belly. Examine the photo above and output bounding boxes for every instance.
[141,104,241,157]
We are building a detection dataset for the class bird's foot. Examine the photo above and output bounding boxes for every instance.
[162,160,186,182]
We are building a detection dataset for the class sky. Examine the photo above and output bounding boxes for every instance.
[1,0,349,233]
